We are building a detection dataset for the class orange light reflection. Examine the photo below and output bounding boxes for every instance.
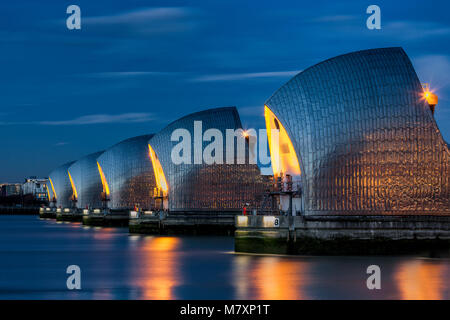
[140,237,180,300]
[233,255,309,300]
[395,260,447,300]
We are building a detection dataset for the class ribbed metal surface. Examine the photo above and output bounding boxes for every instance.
[97,135,156,210]
[266,47,450,215]
[48,161,75,208]
[68,151,104,209]
[149,107,266,213]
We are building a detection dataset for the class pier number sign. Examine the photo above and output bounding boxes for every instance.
[274,218,280,227]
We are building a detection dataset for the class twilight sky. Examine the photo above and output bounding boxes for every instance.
[0,0,449,182]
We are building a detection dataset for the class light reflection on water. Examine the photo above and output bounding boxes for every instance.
[0,215,448,300]
[395,260,449,300]
[138,237,181,300]
[233,255,310,299]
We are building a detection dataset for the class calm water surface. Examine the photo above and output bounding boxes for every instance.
[0,215,449,300]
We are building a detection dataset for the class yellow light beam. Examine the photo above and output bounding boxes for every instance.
[97,161,110,196]
[45,184,51,201]
[148,144,168,193]
[67,171,78,199]
[48,177,57,200]
[264,105,301,177]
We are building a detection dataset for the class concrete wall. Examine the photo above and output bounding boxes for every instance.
[237,215,450,240]
[235,215,450,254]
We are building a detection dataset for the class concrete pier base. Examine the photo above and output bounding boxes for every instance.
[235,215,450,255]
[82,209,129,227]
[129,211,235,235]
[56,208,83,222]
[39,207,57,219]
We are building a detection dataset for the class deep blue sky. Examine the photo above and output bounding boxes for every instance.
[1,0,449,182]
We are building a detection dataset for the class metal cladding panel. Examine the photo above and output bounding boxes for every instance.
[149,107,266,213]
[68,151,104,209]
[265,47,450,215]
[97,134,156,210]
[48,161,75,208]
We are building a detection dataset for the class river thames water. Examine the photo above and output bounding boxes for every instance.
[0,215,449,300]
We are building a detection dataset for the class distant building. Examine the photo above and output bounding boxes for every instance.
[0,183,22,197]
[22,177,49,201]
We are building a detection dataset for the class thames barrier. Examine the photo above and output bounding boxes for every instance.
[39,47,450,254]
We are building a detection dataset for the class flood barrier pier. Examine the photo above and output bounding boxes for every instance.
[129,211,235,235]
[55,208,83,222]
[39,207,56,218]
[235,215,450,255]
[82,209,129,227]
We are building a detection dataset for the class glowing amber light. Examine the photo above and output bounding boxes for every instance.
[264,105,301,177]
[423,90,438,106]
[425,92,438,105]
[48,177,57,200]
[97,161,110,196]
[67,171,78,200]
[421,84,438,107]
[148,144,168,193]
